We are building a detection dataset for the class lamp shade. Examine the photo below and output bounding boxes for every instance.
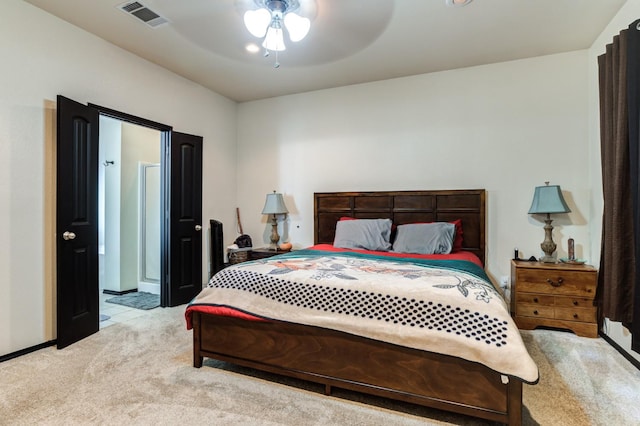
[262,192,289,215]
[528,184,571,214]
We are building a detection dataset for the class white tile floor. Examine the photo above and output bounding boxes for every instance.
[99,292,154,329]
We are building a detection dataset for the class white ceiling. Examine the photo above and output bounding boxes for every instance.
[23,0,627,102]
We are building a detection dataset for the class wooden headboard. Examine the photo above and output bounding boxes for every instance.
[314,189,486,266]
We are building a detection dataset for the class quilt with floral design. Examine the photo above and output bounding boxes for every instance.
[185,249,538,383]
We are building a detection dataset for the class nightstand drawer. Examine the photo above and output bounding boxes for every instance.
[554,296,594,309]
[515,269,596,297]
[516,293,595,308]
[554,307,597,323]
[517,304,555,319]
[515,293,554,306]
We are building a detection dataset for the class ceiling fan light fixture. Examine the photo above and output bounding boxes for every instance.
[244,8,271,38]
[243,0,312,63]
[284,12,310,42]
[262,25,286,52]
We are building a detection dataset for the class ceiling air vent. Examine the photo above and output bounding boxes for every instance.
[118,1,169,28]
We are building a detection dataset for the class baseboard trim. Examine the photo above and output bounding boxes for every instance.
[600,331,640,371]
[103,288,138,296]
[0,340,57,363]
[138,281,160,295]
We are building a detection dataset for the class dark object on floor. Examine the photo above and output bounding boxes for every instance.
[105,291,160,310]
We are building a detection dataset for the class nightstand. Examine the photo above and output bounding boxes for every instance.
[248,247,291,260]
[510,260,598,338]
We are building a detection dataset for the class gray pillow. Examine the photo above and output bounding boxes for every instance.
[392,222,456,254]
[333,219,392,251]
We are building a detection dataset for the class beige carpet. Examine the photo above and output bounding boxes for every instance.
[1,306,639,426]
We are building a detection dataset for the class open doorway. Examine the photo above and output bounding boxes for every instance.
[56,95,204,349]
[98,116,161,325]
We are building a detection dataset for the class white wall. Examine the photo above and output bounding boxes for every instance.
[120,123,161,293]
[588,0,640,363]
[0,0,237,357]
[140,163,162,291]
[99,116,122,293]
[100,121,161,294]
[237,51,591,285]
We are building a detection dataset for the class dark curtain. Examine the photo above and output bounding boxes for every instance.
[597,20,640,353]
[628,19,640,352]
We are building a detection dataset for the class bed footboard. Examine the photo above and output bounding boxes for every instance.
[191,312,522,425]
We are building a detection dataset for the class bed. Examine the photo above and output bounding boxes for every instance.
[186,190,538,425]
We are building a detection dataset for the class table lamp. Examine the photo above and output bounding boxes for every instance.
[528,182,571,263]
[262,191,288,250]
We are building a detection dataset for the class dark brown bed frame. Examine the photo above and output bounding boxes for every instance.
[192,189,524,425]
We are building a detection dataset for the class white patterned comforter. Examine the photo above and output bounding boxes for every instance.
[186,249,538,383]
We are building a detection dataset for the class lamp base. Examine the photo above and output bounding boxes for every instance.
[539,216,557,263]
[269,214,280,251]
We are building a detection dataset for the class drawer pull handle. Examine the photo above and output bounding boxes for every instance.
[533,310,539,315]
[546,277,564,287]
[573,301,579,306]
[533,298,539,303]
[573,314,579,319]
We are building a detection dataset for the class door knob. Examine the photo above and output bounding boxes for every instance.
[195,225,202,231]
[62,231,76,241]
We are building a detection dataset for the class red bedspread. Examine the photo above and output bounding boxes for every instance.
[307,244,484,267]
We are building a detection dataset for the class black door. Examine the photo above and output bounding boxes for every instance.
[56,96,99,349]
[163,131,203,307]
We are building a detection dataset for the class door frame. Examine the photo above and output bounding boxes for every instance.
[55,98,205,348]
[89,103,173,307]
